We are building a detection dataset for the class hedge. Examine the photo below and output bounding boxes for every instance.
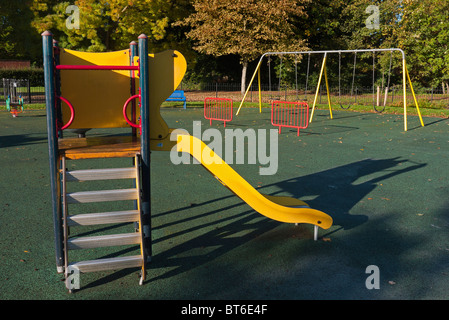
[0,68,44,86]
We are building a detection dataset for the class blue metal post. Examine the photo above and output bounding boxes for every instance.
[129,41,138,137]
[42,31,64,272]
[138,34,152,260]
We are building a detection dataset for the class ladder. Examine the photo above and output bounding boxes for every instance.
[61,155,146,292]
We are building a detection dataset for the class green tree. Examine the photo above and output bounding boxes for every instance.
[175,0,310,93]
[338,0,449,88]
[396,0,449,87]
[300,0,348,51]
[0,0,41,61]
[30,0,191,52]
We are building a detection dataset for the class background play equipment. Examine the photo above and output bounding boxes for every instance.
[165,89,187,109]
[3,78,28,117]
[237,49,425,132]
[271,100,309,136]
[204,97,233,126]
[6,95,23,117]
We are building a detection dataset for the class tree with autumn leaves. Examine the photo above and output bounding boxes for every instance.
[175,0,309,93]
[29,0,189,52]
[3,0,449,89]
[28,0,309,93]
[339,0,449,88]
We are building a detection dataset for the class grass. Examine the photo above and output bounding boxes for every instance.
[6,99,449,118]
[225,100,449,118]
[313,102,449,118]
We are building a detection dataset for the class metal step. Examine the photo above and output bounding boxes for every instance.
[69,255,143,273]
[67,210,140,226]
[67,233,141,250]
[66,188,138,204]
[66,167,136,182]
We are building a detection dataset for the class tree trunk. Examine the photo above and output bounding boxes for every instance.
[241,60,248,95]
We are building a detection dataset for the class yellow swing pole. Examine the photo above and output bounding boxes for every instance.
[405,64,425,128]
[309,53,327,123]
[236,58,264,115]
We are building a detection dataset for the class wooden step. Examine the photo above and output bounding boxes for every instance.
[69,255,143,273]
[66,188,138,204]
[67,210,140,226]
[58,136,141,160]
[67,233,141,250]
[66,167,136,182]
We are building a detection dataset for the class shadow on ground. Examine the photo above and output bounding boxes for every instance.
[81,156,430,298]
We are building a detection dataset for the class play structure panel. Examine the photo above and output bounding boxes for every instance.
[59,48,187,143]
[59,49,132,129]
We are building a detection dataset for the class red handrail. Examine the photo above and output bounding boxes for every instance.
[56,96,75,130]
[56,65,138,71]
[123,94,141,131]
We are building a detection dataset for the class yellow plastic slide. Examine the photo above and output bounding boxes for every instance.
[176,134,333,229]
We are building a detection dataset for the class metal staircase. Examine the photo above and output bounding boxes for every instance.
[60,155,146,291]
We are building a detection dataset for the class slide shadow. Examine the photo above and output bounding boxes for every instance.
[143,156,426,283]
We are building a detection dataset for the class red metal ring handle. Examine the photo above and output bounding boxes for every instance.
[56,96,75,130]
[123,94,141,128]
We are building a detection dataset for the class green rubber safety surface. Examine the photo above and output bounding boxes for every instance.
[1,107,448,300]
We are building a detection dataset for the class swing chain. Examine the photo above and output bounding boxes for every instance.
[339,52,351,110]
[305,53,310,101]
[373,51,386,113]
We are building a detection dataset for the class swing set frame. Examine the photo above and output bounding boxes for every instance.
[236,48,424,132]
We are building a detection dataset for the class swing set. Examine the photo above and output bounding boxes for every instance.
[237,48,424,132]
